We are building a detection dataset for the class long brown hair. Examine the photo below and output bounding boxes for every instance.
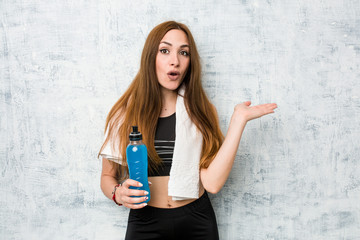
[99,21,224,181]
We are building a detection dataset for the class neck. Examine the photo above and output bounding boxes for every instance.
[161,89,177,103]
[160,88,177,117]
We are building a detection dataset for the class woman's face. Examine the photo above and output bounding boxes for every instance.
[156,29,190,93]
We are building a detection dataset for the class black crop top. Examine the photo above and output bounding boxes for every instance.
[148,112,176,177]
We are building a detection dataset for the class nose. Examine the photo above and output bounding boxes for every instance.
[170,52,180,67]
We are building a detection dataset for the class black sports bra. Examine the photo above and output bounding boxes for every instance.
[148,112,175,177]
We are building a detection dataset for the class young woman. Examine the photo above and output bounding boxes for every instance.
[99,21,277,240]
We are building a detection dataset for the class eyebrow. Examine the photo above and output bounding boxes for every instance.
[160,41,190,48]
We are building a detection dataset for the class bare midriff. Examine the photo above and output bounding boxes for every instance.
[148,176,205,208]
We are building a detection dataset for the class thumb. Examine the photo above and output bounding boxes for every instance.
[244,101,251,106]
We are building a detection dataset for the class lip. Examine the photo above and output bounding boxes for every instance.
[167,70,181,81]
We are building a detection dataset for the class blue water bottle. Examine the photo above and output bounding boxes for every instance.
[126,126,150,204]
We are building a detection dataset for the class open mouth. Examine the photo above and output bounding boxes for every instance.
[168,71,180,76]
[167,71,180,80]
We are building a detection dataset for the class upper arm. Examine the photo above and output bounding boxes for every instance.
[101,157,118,178]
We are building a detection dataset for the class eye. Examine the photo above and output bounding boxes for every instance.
[180,50,190,56]
[159,49,169,54]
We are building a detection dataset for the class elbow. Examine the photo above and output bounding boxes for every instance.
[100,175,107,195]
[203,183,222,195]
[201,170,223,194]
[206,188,220,195]
[100,177,105,194]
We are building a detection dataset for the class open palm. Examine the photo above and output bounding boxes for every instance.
[234,101,277,122]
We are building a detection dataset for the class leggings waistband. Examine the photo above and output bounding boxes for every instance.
[130,191,210,218]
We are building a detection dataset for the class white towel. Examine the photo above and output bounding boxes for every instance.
[168,87,203,200]
[100,86,203,200]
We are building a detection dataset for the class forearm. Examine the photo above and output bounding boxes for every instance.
[201,114,247,194]
[101,174,119,200]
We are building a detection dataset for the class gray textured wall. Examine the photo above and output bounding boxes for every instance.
[1,1,359,239]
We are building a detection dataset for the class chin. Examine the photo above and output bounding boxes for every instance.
[160,82,183,92]
[162,86,179,92]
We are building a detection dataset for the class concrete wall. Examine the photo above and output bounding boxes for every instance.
[1,1,359,239]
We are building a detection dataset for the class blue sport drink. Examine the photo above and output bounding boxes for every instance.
[126,126,150,204]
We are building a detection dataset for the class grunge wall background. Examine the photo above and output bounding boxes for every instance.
[1,1,359,239]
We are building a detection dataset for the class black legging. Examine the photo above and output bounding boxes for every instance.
[125,191,219,240]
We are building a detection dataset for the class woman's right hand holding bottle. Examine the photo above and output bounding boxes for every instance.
[115,179,149,209]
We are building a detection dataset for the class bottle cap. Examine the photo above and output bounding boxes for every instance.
[129,126,142,141]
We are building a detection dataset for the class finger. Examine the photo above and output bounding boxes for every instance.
[265,103,277,109]
[267,105,277,112]
[122,179,143,188]
[266,103,277,109]
[256,103,275,108]
[123,202,148,209]
[262,109,276,116]
[256,104,277,112]
[122,196,149,205]
[244,101,251,106]
[148,181,152,186]
[125,189,149,197]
